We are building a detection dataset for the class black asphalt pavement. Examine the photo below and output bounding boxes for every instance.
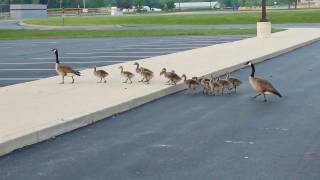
[0,35,249,87]
[0,40,320,180]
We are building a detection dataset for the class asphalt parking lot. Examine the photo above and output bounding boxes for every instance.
[0,35,249,87]
[0,40,320,180]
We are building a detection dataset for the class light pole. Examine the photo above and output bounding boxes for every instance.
[83,0,86,9]
[260,0,268,22]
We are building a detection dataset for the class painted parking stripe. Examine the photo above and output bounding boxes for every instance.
[32,55,151,60]
[0,61,125,65]
[65,51,178,55]
[94,47,194,51]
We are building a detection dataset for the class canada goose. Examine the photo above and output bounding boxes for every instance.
[246,61,282,102]
[199,77,211,95]
[51,48,80,84]
[181,74,200,93]
[210,74,223,96]
[140,68,154,84]
[216,76,232,95]
[119,66,134,84]
[133,62,153,83]
[160,68,181,85]
[226,73,242,93]
[93,65,109,83]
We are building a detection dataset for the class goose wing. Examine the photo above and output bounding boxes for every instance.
[255,77,282,97]
[58,65,81,76]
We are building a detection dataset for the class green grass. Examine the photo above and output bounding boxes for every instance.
[23,10,320,26]
[0,28,285,40]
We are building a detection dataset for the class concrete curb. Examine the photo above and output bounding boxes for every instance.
[1,28,320,157]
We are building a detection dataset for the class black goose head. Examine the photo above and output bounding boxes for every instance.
[51,48,59,63]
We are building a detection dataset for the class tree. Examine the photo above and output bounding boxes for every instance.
[133,0,144,11]
[166,0,175,10]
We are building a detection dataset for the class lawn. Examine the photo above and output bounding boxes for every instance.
[23,10,320,26]
[0,28,285,40]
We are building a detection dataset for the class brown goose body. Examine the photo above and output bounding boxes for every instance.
[181,74,200,90]
[216,78,231,94]
[94,66,109,83]
[52,48,80,84]
[249,77,282,97]
[119,66,134,84]
[160,68,181,85]
[226,73,242,93]
[141,68,154,84]
[134,62,154,83]
[200,78,211,94]
[246,61,282,101]
[210,79,223,95]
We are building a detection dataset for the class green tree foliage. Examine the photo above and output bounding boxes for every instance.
[133,0,144,10]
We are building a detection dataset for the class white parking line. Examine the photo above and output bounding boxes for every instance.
[94,47,194,51]
[0,42,57,45]
[65,51,177,55]
[124,44,213,47]
[0,47,12,49]
[32,55,151,60]
[0,61,125,65]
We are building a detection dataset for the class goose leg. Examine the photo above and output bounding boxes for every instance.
[60,76,65,84]
[263,94,267,102]
[123,78,128,83]
[104,78,107,83]
[234,86,237,93]
[129,78,133,84]
[71,76,74,84]
[252,93,261,99]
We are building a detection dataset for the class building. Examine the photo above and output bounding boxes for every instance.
[10,4,47,19]
[174,2,221,9]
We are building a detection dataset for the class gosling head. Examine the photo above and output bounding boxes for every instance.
[118,66,123,70]
[160,68,166,76]
[133,62,139,66]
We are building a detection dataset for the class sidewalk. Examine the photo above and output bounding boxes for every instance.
[0,28,319,156]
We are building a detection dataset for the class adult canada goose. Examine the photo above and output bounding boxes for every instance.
[119,66,134,84]
[181,74,200,93]
[160,68,181,85]
[133,62,153,82]
[93,65,109,83]
[226,73,242,93]
[51,48,80,84]
[246,61,282,102]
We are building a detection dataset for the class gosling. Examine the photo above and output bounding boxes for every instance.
[119,66,134,84]
[181,74,200,94]
[93,65,109,83]
[133,62,153,83]
[160,68,181,85]
[226,73,242,93]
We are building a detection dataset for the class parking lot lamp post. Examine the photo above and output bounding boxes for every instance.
[260,0,268,22]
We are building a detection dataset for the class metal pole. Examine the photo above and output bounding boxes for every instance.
[260,0,268,22]
[83,0,86,9]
